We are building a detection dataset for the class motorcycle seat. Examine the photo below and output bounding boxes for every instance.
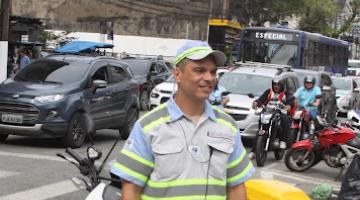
[347,137,360,149]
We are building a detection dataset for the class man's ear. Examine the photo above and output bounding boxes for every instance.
[173,67,181,83]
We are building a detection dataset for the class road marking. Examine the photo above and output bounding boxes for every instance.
[259,168,341,190]
[0,170,19,178]
[0,151,64,162]
[0,180,80,200]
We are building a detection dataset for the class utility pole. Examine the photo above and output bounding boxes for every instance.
[0,0,11,82]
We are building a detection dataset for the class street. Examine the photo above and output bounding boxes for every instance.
[0,128,343,199]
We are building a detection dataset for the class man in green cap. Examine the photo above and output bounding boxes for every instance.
[111,40,255,200]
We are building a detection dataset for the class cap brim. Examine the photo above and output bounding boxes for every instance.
[187,50,226,66]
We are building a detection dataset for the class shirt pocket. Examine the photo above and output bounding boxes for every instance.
[208,132,234,180]
[152,141,185,180]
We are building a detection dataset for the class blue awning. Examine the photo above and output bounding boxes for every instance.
[54,41,114,53]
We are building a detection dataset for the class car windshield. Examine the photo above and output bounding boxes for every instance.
[14,59,89,84]
[219,73,272,96]
[332,77,352,90]
[123,60,149,76]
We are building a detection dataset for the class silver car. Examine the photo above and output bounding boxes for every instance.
[219,63,299,139]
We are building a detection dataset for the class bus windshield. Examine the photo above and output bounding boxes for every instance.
[242,41,298,67]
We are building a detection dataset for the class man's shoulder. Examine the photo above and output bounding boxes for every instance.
[139,103,169,129]
[211,106,238,130]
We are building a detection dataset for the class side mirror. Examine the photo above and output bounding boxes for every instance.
[92,79,107,93]
[221,91,230,96]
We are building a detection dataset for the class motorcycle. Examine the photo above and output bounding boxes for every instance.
[255,101,288,167]
[285,115,360,176]
[57,136,122,200]
[289,106,314,145]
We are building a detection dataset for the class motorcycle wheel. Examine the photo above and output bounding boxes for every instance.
[274,149,285,160]
[285,148,316,172]
[255,135,268,167]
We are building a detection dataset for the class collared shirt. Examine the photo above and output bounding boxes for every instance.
[111,97,255,199]
[20,55,31,70]
[294,86,321,112]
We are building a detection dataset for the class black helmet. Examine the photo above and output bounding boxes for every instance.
[304,76,316,88]
[272,77,285,92]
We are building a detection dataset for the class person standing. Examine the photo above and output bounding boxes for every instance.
[111,41,255,200]
[19,49,30,70]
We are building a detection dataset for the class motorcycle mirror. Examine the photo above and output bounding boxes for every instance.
[87,146,102,161]
[221,91,230,96]
[71,176,88,190]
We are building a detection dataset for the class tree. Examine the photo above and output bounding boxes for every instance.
[298,0,339,36]
[331,0,360,38]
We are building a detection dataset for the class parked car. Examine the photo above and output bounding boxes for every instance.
[0,54,139,148]
[219,63,299,139]
[122,58,171,110]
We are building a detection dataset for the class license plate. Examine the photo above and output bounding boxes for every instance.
[2,114,23,124]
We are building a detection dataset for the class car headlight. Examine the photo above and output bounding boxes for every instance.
[35,94,64,103]
[260,113,272,124]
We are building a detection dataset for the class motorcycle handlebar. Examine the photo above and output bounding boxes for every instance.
[66,148,83,163]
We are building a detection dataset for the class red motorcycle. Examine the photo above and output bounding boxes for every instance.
[285,116,360,173]
[289,108,312,145]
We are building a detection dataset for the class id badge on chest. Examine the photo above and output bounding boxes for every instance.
[188,145,209,162]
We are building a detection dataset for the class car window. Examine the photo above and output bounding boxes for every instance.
[109,65,129,83]
[122,60,149,76]
[156,62,167,73]
[92,67,108,82]
[150,64,157,73]
[332,77,352,90]
[14,59,89,84]
[219,73,272,96]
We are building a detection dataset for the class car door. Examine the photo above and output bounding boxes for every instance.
[87,61,113,127]
[107,61,132,122]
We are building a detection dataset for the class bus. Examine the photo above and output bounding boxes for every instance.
[347,59,360,76]
[238,27,349,75]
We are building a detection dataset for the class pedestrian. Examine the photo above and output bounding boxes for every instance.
[19,49,30,70]
[111,41,255,200]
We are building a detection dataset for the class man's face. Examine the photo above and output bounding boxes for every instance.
[173,56,217,101]
[305,82,313,90]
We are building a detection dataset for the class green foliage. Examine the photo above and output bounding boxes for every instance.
[298,0,339,36]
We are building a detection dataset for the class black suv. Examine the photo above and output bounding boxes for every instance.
[0,55,139,148]
[122,57,171,110]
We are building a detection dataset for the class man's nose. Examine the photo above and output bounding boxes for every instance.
[203,71,215,81]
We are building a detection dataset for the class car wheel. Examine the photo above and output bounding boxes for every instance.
[62,112,86,148]
[119,108,139,140]
[0,134,8,142]
[140,91,149,111]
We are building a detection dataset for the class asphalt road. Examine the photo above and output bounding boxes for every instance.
[0,123,344,199]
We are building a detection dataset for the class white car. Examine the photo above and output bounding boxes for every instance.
[219,63,299,139]
[149,76,177,109]
[332,76,357,116]
[149,69,230,109]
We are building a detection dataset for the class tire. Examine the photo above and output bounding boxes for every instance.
[140,91,149,111]
[284,148,316,172]
[62,112,86,148]
[119,108,139,140]
[255,135,268,167]
[274,149,285,160]
[0,134,8,142]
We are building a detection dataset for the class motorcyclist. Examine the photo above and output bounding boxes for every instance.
[208,73,229,106]
[249,77,294,159]
[294,76,321,135]
[294,76,321,118]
